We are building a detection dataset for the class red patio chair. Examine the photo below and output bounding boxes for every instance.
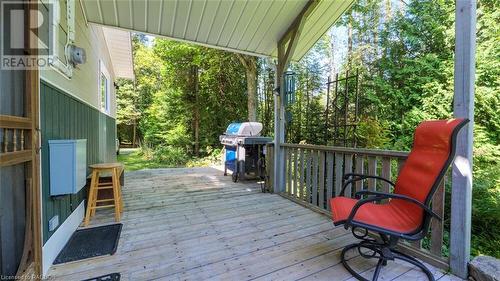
[330,119,468,281]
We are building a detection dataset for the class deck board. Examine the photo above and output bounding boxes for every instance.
[47,167,452,281]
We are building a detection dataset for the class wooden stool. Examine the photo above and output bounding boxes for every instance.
[84,163,124,226]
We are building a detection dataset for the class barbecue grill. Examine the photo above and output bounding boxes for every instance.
[219,122,272,182]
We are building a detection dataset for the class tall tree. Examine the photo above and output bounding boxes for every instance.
[347,15,353,68]
[257,59,275,136]
[190,64,200,156]
[237,54,258,121]
[116,79,141,146]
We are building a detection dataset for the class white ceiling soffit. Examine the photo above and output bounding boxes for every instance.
[102,26,135,79]
[81,0,354,61]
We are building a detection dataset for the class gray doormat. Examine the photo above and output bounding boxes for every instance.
[54,224,122,264]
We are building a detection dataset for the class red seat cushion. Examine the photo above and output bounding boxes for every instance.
[393,119,463,203]
[330,197,423,234]
[329,119,466,235]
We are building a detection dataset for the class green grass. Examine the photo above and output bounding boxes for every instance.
[117,147,222,171]
[117,150,175,171]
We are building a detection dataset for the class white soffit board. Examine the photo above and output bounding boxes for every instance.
[81,0,355,61]
[102,26,135,79]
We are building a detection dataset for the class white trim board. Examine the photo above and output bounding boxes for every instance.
[98,59,112,114]
[42,201,85,277]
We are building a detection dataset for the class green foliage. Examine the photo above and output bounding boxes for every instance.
[118,37,250,156]
[286,0,500,257]
[356,117,390,149]
[471,158,500,256]
[116,0,499,258]
[116,79,140,126]
[117,149,170,171]
[186,148,223,167]
[150,145,189,166]
[133,37,163,115]
[117,146,222,171]
[338,0,500,257]
[142,87,191,147]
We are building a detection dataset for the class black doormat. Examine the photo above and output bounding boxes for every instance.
[82,273,120,281]
[54,224,122,264]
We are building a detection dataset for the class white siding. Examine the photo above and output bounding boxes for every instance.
[40,0,117,118]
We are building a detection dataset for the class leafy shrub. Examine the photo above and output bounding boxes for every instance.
[186,147,223,167]
[152,145,189,167]
[356,117,390,149]
[470,125,500,257]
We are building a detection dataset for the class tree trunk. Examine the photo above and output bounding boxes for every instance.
[397,0,404,15]
[347,15,353,69]
[237,54,258,122]
[328,30,336,77]
[385,0,391,22]
[305,79,310,140]
[193,65,200,157]
[132,79,138,147]
[132,120,137,147]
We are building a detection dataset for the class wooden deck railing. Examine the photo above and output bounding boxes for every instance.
[0,115,33,166]
[265,143,449,269]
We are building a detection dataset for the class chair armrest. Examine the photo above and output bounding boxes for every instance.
[345,191,441,229]
[338,173,395,197]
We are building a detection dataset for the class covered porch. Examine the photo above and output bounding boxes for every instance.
[44,0,477,279]
[47,167,452,281]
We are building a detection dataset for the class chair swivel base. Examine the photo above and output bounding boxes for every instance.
[340,241,435,281]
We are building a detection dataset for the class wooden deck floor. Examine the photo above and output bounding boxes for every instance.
[47,167,456,281]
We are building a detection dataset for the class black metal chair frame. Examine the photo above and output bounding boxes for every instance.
[333,119,468,281]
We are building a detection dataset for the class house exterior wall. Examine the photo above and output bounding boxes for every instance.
[40,0,117,118]
[40,81,116,244]
[38,0,118,249]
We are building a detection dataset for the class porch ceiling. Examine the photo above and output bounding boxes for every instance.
[102,27,135,79]
[80,0,354,60]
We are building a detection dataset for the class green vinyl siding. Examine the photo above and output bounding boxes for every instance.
[40,80,116,243]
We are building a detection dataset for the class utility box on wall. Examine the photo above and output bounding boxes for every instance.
[49,139,87,196]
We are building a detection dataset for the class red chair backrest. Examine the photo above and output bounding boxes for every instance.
[394,119,468,205]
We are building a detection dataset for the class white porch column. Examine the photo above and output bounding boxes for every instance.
[450,0,476,278]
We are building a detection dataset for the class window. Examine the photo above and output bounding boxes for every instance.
[99,61,110,113]
[100,73,108,111]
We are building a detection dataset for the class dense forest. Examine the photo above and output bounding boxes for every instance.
[116,0,499,257]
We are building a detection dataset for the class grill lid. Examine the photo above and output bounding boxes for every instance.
[224,122,263,136]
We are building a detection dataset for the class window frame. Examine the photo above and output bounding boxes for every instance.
[99,60,111,114]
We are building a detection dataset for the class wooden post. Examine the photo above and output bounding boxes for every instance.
[273,0,319,193]
[28,2,42,277]
[273,61,285,192]
[450,0,476,278]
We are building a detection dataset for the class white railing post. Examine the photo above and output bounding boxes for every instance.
[450,0,476,278]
